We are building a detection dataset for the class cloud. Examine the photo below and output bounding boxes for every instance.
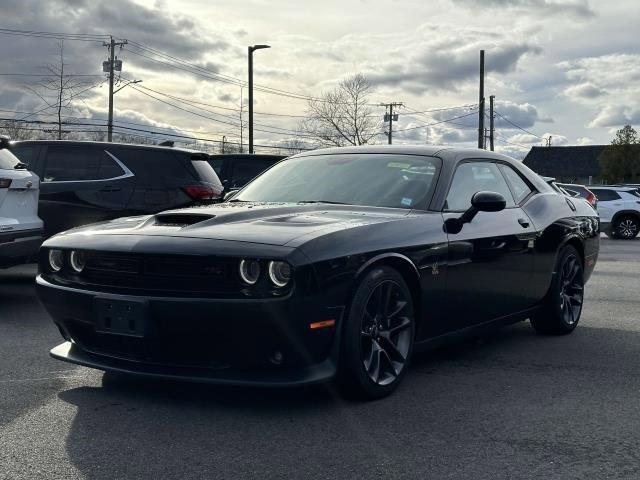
[493,101,542,129]
[565,82,605,99]
[366,26,541,93]
[449,0,595,18]
[588,105,640,128]
[576,136,593,145]
[558,53,640,128]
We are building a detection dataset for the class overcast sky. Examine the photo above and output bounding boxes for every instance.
[1,0,638,156]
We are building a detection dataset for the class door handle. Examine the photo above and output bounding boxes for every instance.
[99,186,121,192]
[518,218,530,228]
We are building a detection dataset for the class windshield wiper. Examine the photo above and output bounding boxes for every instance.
[297,200,350,205]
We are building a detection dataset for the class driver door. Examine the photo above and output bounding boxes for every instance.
[443,160,536,330]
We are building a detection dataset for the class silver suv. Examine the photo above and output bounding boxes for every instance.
[0,136,44,267]
[590,186,640,239]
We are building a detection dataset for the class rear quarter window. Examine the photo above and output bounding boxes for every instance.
[591,189,621,201]
[113,148,194,182]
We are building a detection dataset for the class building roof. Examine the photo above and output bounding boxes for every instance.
[523,145,606,177]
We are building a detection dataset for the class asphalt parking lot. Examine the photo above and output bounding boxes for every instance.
[1,237,639,479]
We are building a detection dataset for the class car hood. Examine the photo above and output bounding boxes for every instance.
[60,202,414,247]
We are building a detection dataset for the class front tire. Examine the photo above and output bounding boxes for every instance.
[612,215,639,239]
[338,266,415,400]
[531,245,584,335]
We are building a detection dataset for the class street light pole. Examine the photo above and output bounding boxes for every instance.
[248,44,270,154]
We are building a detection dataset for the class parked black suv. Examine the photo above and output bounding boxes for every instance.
[208,154,285,190]
[10,141,223,237]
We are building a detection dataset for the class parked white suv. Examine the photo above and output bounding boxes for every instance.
[590,186,640,239]
[0,136,44,267]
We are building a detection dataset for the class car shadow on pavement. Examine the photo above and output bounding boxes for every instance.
[55,322,640,479]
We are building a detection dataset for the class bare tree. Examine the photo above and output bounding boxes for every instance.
[0,120,36,141]
[301,74,381,147]
[24,41,97,140]
[276,138,310,155]
[113,133,156,145]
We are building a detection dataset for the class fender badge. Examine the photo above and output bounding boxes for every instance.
[431,263,439,275]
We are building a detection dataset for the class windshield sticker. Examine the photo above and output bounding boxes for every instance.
[387,162,411,169]
[401,197,413,207]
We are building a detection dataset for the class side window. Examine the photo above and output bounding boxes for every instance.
[99,152,126,179]
[209,157,223,176]
[499,164,533,204]
[43,146,100,182]
[114,148,193,183]
[10,145,39,168]
[445,161,515,211]
[230,159,270,187]
[591,189,620,201]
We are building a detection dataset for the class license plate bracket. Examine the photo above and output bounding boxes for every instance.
[94,298,149,337]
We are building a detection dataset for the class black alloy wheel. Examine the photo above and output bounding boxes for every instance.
[531,245,584,335]
[338,266,415,399]
[360,280,413,386]
[558,253,584,326]
[614,215,639,239]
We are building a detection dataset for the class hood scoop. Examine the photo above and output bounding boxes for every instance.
[154,213,215,227]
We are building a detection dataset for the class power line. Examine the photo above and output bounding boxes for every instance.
[391,111,479,133]
[3,122,311,151]
[493,132,530,149]
[401,103,478,115]
[494,111,542,139]
[123,43,375,106]
[0,72,103,77]
[0,28,109,43]
[125,83,319,139]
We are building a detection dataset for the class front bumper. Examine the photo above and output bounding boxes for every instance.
[37,275,343,386]
[0,228,43,266]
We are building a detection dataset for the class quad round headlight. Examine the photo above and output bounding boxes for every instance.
[239,259,261,285]
[69,251,86,273]
[268,261,292,288]
[48,249,64,272]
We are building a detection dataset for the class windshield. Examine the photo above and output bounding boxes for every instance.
[233,153,441,209]
[0,149,22,170]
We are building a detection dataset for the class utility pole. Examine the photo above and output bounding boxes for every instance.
[103,36,127,142]
[380,102,403,145]
[221,135,226,154]
[239,84,244,153]
[489,94,495,151]
[248,44,270,154]
[478,49,485,149]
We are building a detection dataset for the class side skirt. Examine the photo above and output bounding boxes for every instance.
[413,305,542,354]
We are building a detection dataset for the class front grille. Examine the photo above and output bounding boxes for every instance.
[77,252,239,295]
[66,322,234,369]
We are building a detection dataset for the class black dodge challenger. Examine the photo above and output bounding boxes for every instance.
[36,146,599,399]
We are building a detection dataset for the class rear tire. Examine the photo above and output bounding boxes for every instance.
[337,266,415,400]
[530,245,584,335]
[612,215,639,239]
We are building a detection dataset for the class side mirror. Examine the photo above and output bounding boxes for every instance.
[471,191,507,212]
[444,191,506,234]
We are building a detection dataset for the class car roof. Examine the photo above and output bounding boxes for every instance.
[293,144,519,162]
[589,185,638,191]
[11,139,204,155]
[210,154,286,160]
